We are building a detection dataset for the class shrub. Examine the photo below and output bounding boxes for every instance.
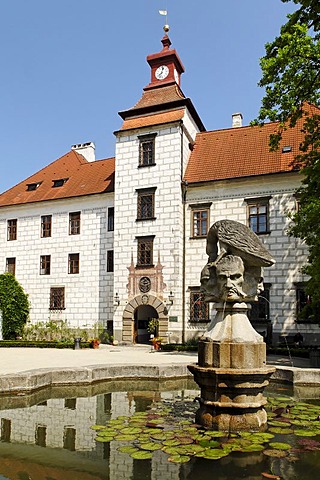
[0,273,30,339]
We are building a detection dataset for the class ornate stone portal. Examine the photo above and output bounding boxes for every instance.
[188,219,276,432]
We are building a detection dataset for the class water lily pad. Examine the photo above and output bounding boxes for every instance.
[269,442,292,451]
[130,450,153,460]
[118,446,139,454]
[263,449,288,458]
[198,439,220,448]
[269,427,292,435]
[115,434,137,441]
[205,430,227,438]
[162,446,180,455]
[163,439,181,446]
[174,436,194,445]
[240,444,265,452]
[90,425,106,430]
[202,448,229,460]
[168,455,190,463]
[121,427,143,435]
[95,436,114,442]
[268,421,290,427]
[294,429,318,437]
[150,432,168,441]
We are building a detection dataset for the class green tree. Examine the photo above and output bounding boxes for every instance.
[255,0,320,315]
[0,273,30,339]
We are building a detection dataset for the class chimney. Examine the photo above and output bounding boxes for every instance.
[232,113,243,128]
[71,142,96,162]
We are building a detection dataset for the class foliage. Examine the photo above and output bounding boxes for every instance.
[22,320,89,342]
[147,318,159,334]
[0,273,30,339]
[0,340,91,348]
[255,0,320,314]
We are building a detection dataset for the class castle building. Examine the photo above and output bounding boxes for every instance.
[0,34,318,345]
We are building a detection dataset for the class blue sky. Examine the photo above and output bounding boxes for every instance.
[0,0,294,193]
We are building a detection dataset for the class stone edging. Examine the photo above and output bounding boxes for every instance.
[0,363,319,395]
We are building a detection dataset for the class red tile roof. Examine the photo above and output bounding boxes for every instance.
[120,108,185,131]
[184,120,306,184]
[0,150,115,207]
[129,84,185,111]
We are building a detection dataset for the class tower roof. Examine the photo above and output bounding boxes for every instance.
[117,35,205,133]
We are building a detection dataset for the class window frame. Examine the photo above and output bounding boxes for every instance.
[40,255,51,275]
[41,215,52,238]
[138,134,157,167]
[294,282,318,323]
[68,253,80,274]
[190,203,211,238]
[249,283,271,323]
[107,250,114,272]
[108,207,114,232]
[136,236,155,268]
[189,288,209,323]
[245,197,271,235]
[7,219,17,241]
[136,187,156,221]
[69,211,81,235]
[5,257,16,275]
[49,286,65,310]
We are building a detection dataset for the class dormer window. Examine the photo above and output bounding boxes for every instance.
[52,178,68,188]
[282,146,292,153]
[27,182,42,191]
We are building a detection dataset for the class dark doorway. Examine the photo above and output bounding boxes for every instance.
[134,305,158,344]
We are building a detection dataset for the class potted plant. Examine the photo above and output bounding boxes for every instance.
[147,318,162,350]
[150,336,163,350]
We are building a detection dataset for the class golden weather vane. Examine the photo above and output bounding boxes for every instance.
[159,8,169,33]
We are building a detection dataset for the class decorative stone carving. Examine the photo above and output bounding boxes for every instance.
[188,219,276,432]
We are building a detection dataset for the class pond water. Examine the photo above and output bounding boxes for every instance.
[0,379,319,480]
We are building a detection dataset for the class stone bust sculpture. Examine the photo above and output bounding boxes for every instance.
[200,219,274,304]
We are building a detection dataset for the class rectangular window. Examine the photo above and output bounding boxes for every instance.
[108,207,114,231]
[295,283,318,323]
[6,257,16,275]
[49,287,65,310]
[107,250,114,272]
[1,418,11,443]
[35,425,47,447]
[249,284,271,323]
[245,197,270,234]
[40,255,51,275]
[192,209,209,237]
[68,253,80,274]
[189,289,209,323]
[137,236,154,267]
[7,219,17,241]
[69,212,81,235]
[41,215,52,238]
[138,134,157,167]
[137,188,156,220]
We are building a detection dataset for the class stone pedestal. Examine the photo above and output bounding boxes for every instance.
[188,302,275,432]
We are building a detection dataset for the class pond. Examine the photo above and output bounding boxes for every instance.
[0,379,319,480]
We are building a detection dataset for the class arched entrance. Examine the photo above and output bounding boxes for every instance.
[122,294,168,344]
[134,305,158,344]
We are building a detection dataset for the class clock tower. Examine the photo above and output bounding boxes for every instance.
[113,32,205,345]
[144,34,184,89]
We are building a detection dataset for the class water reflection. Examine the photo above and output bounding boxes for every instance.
[0,380,319,480]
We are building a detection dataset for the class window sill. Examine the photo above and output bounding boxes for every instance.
[189,235,207,240]
[135,264,154,269]
[138,163,156,168]
[253,231,271,236]
[136,217,157,222]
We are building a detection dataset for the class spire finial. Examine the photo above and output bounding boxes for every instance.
[159,9,169,34]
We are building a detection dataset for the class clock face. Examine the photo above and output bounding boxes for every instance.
[155,65,169,80]
[174,68,179,84]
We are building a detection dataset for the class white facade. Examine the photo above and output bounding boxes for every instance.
[0,194,114,329]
